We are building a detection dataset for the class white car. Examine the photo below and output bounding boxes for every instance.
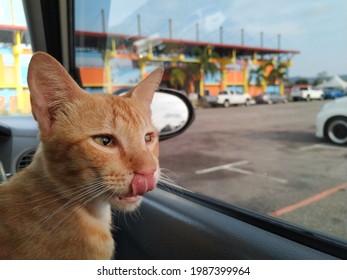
[316,96,347,144]
[205,90,253,107]
[291,86,324,101]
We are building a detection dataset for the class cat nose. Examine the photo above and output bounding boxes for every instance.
[131,172,156,196]
[129,150,157,174]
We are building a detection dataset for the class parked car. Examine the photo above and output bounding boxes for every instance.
[255,92,288,104]
[290,86,324,101]
[316,96,347,145]
[323,88,346,100]
[205,90,253,107]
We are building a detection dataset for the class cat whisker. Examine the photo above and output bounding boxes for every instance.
[40,183,105,224]
[13,182,110,252]
[44,186,109,237]
[128,207,143,222]
[160,168,179,181]
[11,192,101,254]
[0,180,103,224]
[110,211,122,232]
[158,170,184,197]
[119,209,133,230]
[1,178,102,205]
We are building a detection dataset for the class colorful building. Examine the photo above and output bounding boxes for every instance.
[0,25,299,114]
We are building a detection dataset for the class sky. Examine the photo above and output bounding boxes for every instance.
[1,0,346,78]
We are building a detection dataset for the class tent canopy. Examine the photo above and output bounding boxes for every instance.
[316,75,347,90]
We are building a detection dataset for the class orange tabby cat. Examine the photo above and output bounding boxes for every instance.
[0,52,163,259]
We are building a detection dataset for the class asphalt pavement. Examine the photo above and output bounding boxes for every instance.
[159,100,347,241]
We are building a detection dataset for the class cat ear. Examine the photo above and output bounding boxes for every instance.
[126,67,164,107]
[28,52,83,133]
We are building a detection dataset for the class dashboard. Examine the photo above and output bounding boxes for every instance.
[0,116,39,176]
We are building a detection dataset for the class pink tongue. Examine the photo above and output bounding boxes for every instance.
[131,173,156,196]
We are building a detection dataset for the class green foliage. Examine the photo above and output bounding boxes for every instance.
[169,68,186,89]
[191,46,219,77]
[267,63,288,85]
[249,61,288,86]
[295,79,309,85]
[248,61,272,86]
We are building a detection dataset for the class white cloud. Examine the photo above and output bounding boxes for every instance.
[203,12,226,33]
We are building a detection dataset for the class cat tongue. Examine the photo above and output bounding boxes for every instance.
[131,173,156,196]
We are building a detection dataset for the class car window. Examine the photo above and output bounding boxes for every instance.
[0,0,32,116]
[75,0,347,243]
[1,0,347,244]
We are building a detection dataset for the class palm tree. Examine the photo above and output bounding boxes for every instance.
[267,63,288,94]
[169,68,186,90]
[183,64,200,93]
[248,61,273,91]
[191,46,219,96]
[267,64,288,84]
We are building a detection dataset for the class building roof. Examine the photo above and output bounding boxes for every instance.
[0,25,300,59]
[75,30,299,59]
[0,25,31,45]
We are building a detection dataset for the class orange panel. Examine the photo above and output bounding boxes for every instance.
[23,91,31,114]
[22,49,33,55]
[265,65,274,76]
[9,96,17,113]
[0,96,4,112]
[205,85,220,96]
[249,86,263,97]
[79,67,105,86]
[226,70,244,84]
[117,53,139,60]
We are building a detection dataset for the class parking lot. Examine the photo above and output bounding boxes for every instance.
[159,101,347,240]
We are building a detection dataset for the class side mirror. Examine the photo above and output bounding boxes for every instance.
[153,88,195,141]
[113,88,195,141]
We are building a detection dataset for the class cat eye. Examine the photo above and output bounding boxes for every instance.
[145,133,154,143]
[94,136,114,146]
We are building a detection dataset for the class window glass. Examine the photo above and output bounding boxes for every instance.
[0,0,32,115]
[74,0,347,242]
[74,0,347,243]
[1,0,346,243]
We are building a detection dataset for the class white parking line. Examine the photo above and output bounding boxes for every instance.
[228,166,288,184]
[299,144,342,151]
[195,161,288,184]
[195,160,249,174]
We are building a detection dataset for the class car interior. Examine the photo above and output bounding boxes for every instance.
[0,0,345,260]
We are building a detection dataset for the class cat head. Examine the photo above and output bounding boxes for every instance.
[28,52,163,212]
